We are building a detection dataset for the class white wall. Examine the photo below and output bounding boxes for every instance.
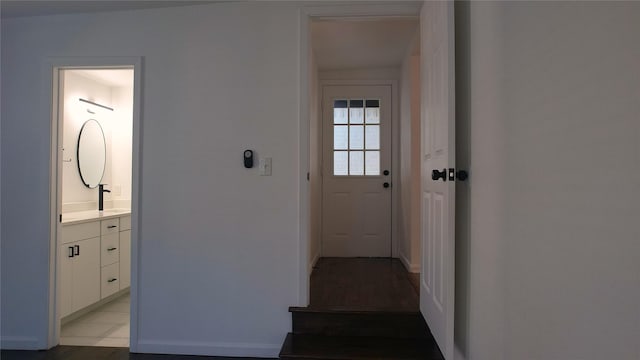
[455,2,640,359]
[398,35,421,273]
[1,2,302,356]
[500,3,640,358]
[319,67,400,81]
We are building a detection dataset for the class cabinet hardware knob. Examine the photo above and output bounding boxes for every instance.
[108,278,118,283]
[107,225,117,229]
[107,247,117,251]
[74,245,80,256]
[68,246,75,258]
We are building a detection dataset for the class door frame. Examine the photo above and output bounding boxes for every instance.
[298,2,423,306]
[319,80,399,258]
[46,56,143,350]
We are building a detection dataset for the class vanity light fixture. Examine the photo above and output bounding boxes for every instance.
[79,98,114,112]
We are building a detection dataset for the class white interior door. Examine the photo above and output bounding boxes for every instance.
[321,85,392,257]
[420,1,455,358]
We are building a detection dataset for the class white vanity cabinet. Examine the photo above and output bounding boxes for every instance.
[60,212,131,318]
[60,222,101,318]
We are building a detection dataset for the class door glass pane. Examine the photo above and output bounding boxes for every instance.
[365,125,380,150]
[365,151,380,175]
[349,151,364,175]
[349,99,364,124]
[334,125,348,150]
[349,125,364,150]
[334,100,348,124]
[334,151,348,176]
[365,100,380,124]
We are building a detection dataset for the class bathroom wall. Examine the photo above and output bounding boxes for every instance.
[61,70,133,212]
[110,82,134,209]
[62,71,112,210]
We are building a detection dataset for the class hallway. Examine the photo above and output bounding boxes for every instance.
[309,257,419,311]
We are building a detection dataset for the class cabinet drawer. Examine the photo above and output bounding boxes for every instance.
[101,263,120,299]
[120,215,131,231]
[101,218,120,235]
[61,221,100,244]
[101,233,120,266]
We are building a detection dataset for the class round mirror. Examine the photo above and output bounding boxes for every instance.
[77,119,106,188]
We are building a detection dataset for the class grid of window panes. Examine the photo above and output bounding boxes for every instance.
[333,99,380,176]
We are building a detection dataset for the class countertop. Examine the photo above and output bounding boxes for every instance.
[62,209,131,225]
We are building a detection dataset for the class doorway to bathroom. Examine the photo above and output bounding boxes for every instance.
[48,59,141,349]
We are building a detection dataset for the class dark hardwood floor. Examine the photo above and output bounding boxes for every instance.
[309,257,419,311]
[0,347,267,360]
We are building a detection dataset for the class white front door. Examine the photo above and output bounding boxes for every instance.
[321,85,392,257]
[420,1,456,359]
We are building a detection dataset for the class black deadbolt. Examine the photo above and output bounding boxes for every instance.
[383,182,390,188]
[432,169,447,181]
[383,170,390,176]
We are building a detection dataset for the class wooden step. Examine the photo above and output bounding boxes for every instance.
[279,333,444,360]
[290,307,430,339]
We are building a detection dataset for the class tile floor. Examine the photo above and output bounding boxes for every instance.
[60,293,130,347]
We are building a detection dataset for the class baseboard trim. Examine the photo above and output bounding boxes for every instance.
[1,336,41,350]
[135,339,281,358]
[399,251,420,273]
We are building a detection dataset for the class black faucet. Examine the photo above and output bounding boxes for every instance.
[98,184,111,211]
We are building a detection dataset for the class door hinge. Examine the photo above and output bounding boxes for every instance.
[307,172,310,181]
[59,214,62,223]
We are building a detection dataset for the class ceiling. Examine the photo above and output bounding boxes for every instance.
[71,69,134,88]
[311,17,419,71]
[0,0,227,19]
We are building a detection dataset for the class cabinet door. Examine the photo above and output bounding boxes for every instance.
[119,230,131,289]
[59,244,74,318]
[72,237,101,312]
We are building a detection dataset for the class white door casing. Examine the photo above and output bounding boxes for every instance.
[420,1,455,359]
[322,85,392,257]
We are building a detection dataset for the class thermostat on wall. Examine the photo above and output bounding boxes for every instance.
[244,150,254,168]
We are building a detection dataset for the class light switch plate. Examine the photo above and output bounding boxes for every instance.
[259,157,272,176]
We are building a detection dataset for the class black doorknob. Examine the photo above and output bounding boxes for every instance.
[383,170,390,176]
[432,169,447,181]
[457,170,469,181]
[383,182,390,188]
